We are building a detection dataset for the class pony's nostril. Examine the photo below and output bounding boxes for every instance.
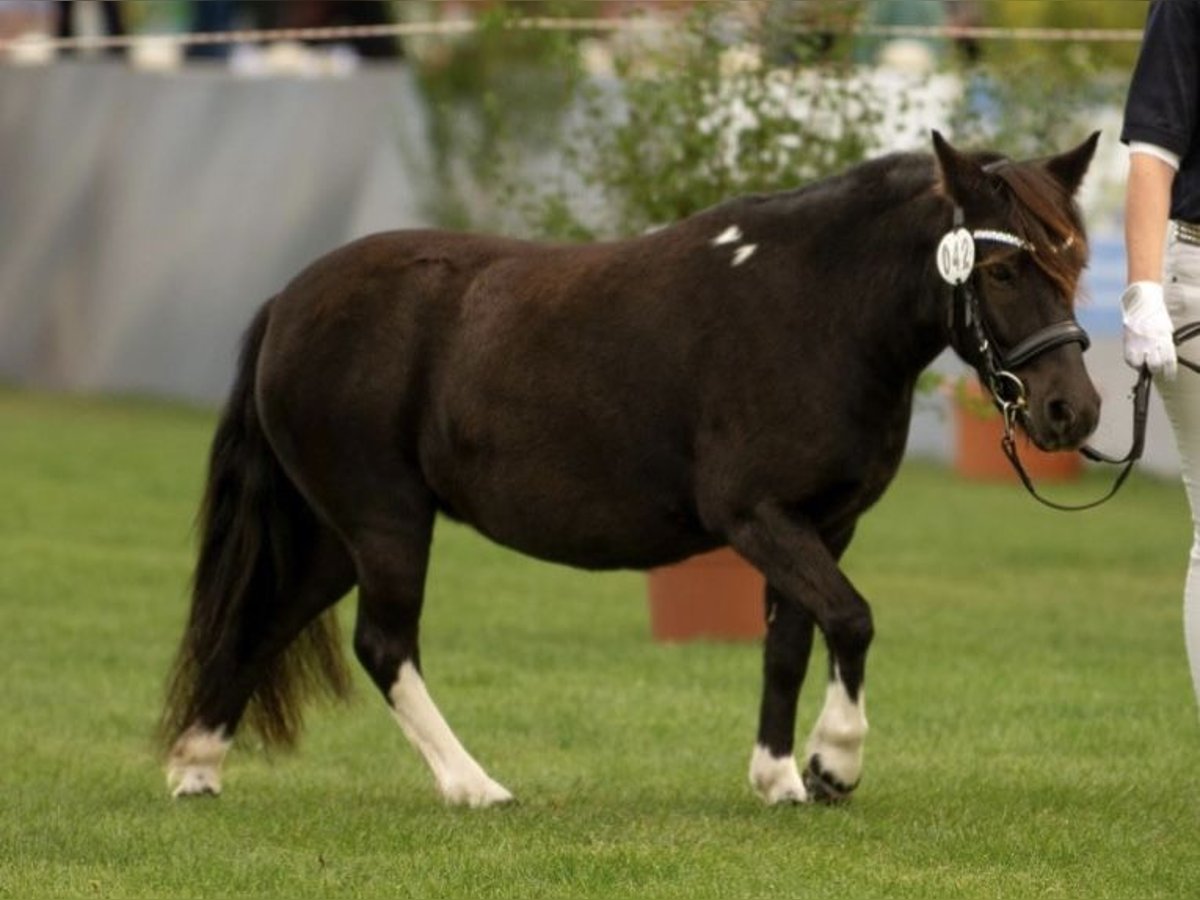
[1047,398,1077,432]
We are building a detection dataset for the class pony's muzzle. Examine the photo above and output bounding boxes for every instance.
[1037,387,1100,451]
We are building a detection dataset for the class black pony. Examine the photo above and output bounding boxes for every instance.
[161,133,1101,806]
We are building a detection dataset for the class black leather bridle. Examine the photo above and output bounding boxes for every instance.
[942,207,1149,511]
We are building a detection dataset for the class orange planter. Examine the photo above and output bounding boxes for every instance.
[647,547,766,642]
[953,382,1082,482]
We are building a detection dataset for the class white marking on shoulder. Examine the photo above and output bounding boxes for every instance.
[711,225,742,246]
[731,244,758,266]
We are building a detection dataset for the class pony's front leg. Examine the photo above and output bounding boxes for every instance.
[729,505,873,805]
[801,658,869,803]
[749,585,816,804]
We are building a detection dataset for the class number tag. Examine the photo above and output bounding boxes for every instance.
[937,228,975,285]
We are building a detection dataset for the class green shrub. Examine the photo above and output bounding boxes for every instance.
[500,2,891,239]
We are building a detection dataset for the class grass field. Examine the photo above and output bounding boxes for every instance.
[1,386,1198,899]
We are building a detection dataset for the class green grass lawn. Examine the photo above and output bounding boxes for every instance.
[1,386,1197,899]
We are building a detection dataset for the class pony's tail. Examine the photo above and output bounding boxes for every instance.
[159,300,350,752]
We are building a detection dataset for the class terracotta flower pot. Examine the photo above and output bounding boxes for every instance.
[953,380,1081,482]
[647,547,765,642]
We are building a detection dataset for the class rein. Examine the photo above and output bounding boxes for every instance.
[1001,368,1150,512]
[940,207,1150,512]
[1173,321,1200,374]
[1002,325,1200,511]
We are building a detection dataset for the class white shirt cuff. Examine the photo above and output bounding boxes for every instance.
[1130,141,1181,171]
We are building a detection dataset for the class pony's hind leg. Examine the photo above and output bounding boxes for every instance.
[166,527,356,797]
[163,300,359,799]
[348,498,513,809]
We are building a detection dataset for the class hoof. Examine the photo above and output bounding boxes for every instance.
[166,726,229,799]
[802,754,857,805]
[442,777,515,809]
[169,766,222,799]
[763,783,808,806]
[749,746,810,805]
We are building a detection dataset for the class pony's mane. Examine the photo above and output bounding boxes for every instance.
[986,160,1089,305]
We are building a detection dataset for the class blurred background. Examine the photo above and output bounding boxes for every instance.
[0,1,1168,472]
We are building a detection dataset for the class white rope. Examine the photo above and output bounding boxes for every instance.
[0,17,662,53]
[861,23,1143,44]
[0,17,1144,55]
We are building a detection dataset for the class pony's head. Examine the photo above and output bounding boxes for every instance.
[932,131,1101,452]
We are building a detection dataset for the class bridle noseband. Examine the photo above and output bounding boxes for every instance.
[939,206,1150,512]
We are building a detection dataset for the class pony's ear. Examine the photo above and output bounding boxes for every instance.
[1043,131,1101,196]
[931,130,986,204]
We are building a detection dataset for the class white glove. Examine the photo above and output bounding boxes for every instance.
[1121,281,1178,380]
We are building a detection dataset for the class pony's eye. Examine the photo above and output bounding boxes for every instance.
[988,263,1016,285]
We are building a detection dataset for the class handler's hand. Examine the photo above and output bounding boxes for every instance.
[1121,281,1178,380]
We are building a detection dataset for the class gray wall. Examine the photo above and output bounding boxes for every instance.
[0,62,432,402]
